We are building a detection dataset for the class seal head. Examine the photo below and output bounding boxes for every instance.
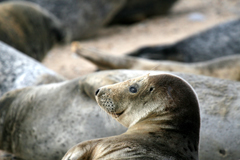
[94,73,200,159]
[96,74,200,130]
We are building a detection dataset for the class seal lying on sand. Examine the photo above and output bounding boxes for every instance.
[0,41,64,97]
[63,73,200,160]
[0,1,67,61]
[73,44,240,81]
[0,70,239,160]
[127,18,240,62]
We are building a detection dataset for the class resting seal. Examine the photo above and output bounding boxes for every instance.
[0,70,240,160]
[127,18,240,62]
[63,73,200,160]
[0,1,67,61]
[0,41,64,97]
[4,0,125,40]
[73,43,240,81]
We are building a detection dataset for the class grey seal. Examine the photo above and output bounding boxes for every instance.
[0,70,239,160]
[63,73,200,160]
[127,18,240,62]
[0,41,64,97]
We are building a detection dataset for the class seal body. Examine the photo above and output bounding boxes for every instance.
[0,76,126,160]
[0,1,67,61]
[63,74,200,160]
[127,18,240,62]
[0,70,240,160]
[0,41,64,97]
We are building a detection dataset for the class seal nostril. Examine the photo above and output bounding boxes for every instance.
[95,89,100,96]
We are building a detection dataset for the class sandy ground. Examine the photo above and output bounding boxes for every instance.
[1,0,240,159]
[43,0,239,79]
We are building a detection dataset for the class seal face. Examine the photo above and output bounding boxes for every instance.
[63,73,200,160]
[96,74,200,128]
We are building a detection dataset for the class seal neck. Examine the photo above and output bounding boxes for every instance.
[127,119,199,160]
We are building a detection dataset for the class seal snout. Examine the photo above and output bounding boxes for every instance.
[95,89,100,96]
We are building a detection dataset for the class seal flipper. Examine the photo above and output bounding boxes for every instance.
[72,42,136,70]
[72,42,164,71]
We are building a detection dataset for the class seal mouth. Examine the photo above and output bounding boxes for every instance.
[113,110,125,118]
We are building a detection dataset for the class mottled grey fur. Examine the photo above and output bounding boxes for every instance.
[128,18,240,62]
[0,41,64,97]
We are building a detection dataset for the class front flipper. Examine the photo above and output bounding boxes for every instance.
[62,139,102,160]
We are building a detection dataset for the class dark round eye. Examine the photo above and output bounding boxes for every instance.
[129,86,137,93]
[150,87,154,92]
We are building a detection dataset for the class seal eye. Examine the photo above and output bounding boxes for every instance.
[129,86,137,93]
[150,87,154,92]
